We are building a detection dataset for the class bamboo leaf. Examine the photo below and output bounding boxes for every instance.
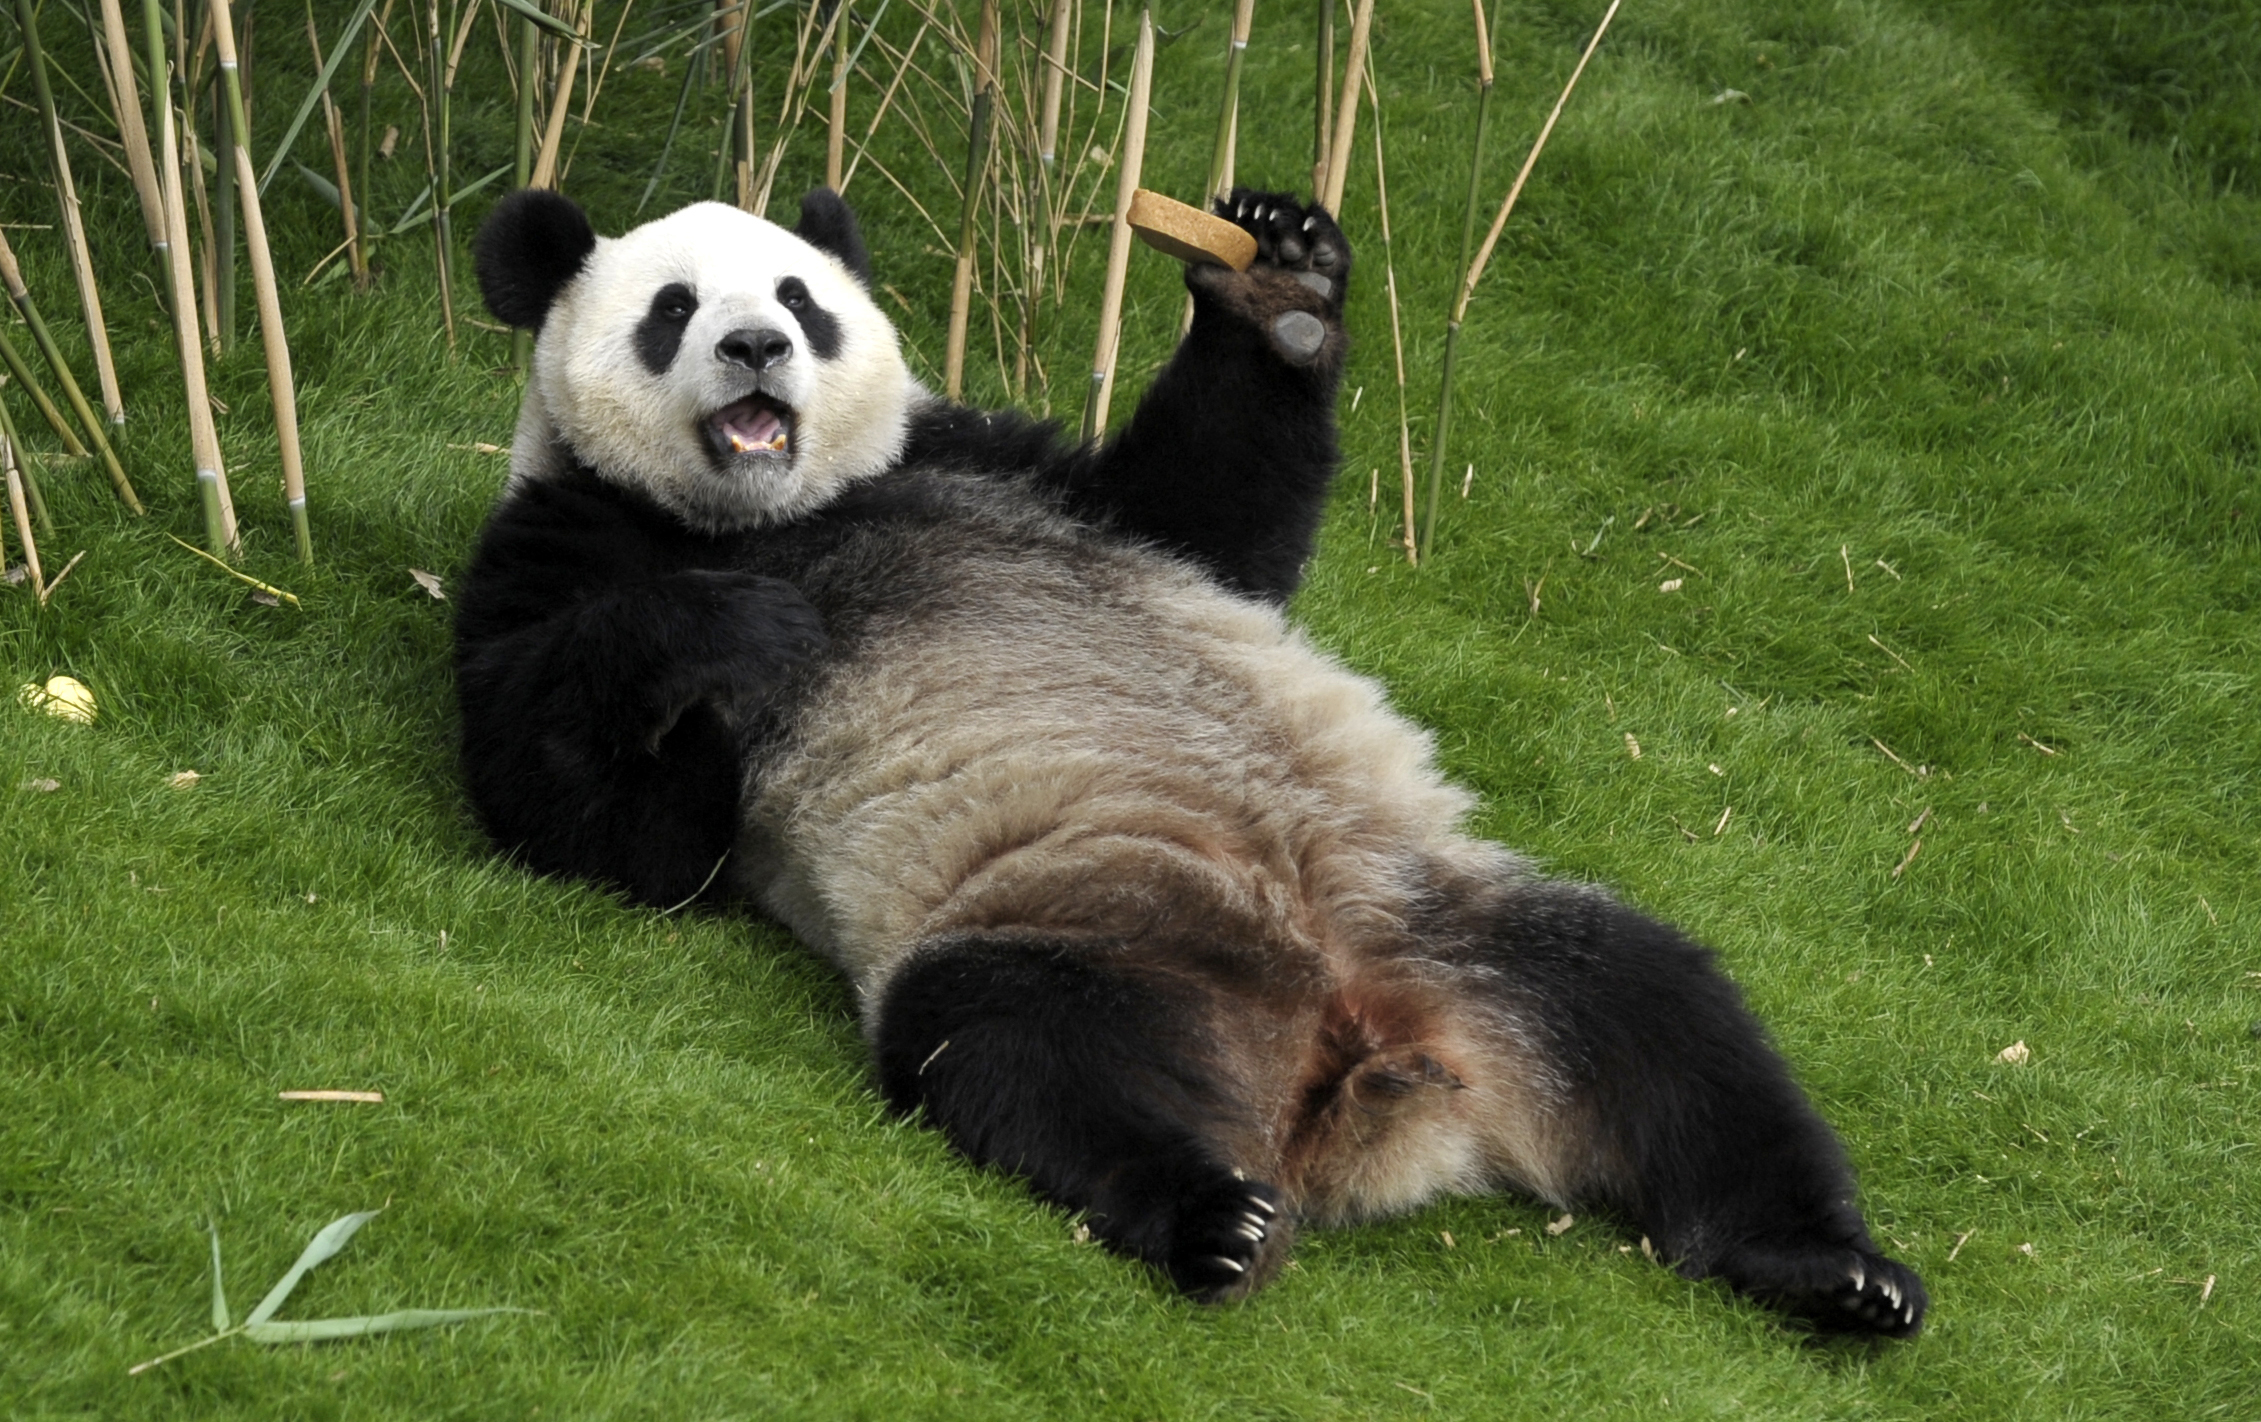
[296,161,343,213]
[490,0,586,45]
[244,1209,383,1327]
[255,0,383,196]
[207,1221,230,1332]
[244,1307,539,1343]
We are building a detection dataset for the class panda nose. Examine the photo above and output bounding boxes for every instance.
[717,326,794,370]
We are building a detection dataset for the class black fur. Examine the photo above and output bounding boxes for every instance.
[874,935,1288,1301]
[792,187,872,287]
[1445,885,1928,1336]
[476,189,599,330]
[776,277,842,360]
[634,282,698,374]
[454,187,1925,1336]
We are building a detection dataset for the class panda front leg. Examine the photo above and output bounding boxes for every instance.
[455,569,826,907]
[871,932,1294,1301]
[1446,882,1928,1337]
[1050,190,1352,603]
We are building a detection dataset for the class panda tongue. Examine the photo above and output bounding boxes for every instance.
[718,402,784,453]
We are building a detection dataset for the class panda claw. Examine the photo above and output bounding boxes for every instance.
[1246,1194,1276,1217]
[1209,1255,1246,1275]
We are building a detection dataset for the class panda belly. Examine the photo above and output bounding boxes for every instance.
[730,540,1562,1220]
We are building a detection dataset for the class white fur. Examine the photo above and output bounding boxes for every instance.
[518,202,914,530]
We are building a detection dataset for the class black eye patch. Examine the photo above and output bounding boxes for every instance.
[634,282,699,374]
[776,277,842,361]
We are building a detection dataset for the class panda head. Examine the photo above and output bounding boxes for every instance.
[475,189,912,531]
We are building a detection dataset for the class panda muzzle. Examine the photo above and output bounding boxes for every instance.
[706,393,794,459]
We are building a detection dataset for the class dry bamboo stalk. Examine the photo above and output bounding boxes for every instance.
[1311,0,1334,195]
[0,230,141,512]
[184,121,223,355]
[1320,0,1374,215]
[16,0,125,425]
[98,0,168,252]
[529,0,584,187]
[211,0,313,563]
[826,0,850,189]
[1457,0,1620,319]
[146,0,237,554]
[733,1,758,209]
[1366,68,1416,564]
[943,0,999,398]
[0,379,53,535]
[1081,6,1152,443]
[1426,0,1618,559]
[1036,0,1071,171]
[1207,0,1255,203]
[5,437,44,599]
[307,9,367,288]
[839,13,931,193]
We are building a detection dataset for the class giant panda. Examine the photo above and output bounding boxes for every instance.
[456,185,1926,1336]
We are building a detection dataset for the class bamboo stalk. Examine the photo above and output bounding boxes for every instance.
[4,437,44,601]
[426,0,458,347]
[0,230,142,513]
[214,73,237,353]
[943,0,998,399]
[1311,0,1333,196]
[0,322,88,457]
[1367,66,1416,565]
[361,0,396,262]
[825,0,849,190]
[16,0,126,425]
[212,0,313,562]
[146,0,237,554]
[529,0,583,187]
[1081,5,1151,443]
[1421,0,1493,566]
[98,0,169,253]
[733,0,757,208]
[318,63,365,285]
[0,385,53,536]
[1424,0,1618,560]
[1206,0,1254,203]
[1320,0,1374,214]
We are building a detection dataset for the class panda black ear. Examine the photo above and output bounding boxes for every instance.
[793,188,872,288]
[475,188,598,330]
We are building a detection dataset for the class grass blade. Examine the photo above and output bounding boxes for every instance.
[207,1221,230,1332]
[244,1209,383,1327]
[244,1307,539,1343]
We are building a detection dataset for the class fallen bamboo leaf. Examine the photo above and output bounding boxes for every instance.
[167,770,202,789]
[278,1090,385,1103]
[22,778,61,792]
[1624,733,1641,760]
[1997,1040,2030,1066]
[39,549,85,605]
[2018,731,2058,756]
[409,569,445,600]
[1546,1213,1575,1236]
[1892,838,1921,878]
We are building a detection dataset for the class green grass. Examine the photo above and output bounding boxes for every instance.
[5,0,2259,1416]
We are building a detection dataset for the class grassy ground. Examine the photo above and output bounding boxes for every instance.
[5,0,2259,1416]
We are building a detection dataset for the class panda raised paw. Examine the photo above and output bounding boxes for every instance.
[1186,189,1351,370]
[1165,1175,1288,1303]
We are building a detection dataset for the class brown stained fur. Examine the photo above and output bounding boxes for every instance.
[1187,262,1348,371]
[735,516,1598,1231]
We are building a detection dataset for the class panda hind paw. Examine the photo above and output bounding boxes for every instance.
[1165,1176,1289,1304]
[1713,1241,1928,1339]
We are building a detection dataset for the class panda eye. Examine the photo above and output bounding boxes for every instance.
[778,278,809,310]
[651,282,696,323]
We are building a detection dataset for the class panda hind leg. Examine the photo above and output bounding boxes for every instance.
[1426,882,1927,1338]
[872,933,1293,1302]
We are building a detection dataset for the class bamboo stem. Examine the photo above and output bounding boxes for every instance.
[943,0,998,399]
[16,0,126,425]
[1424,0,1497,564]
[213,39,238,354]
[1367,66,1415,565]
[1311,0,1333,196]
[98,0,169,254]
[0,230,142,513]
[0,321,88,457]
[4,437,44,601]
[734,0,757,208]
[146,0,237,554]
[529,0,582,187]
[212,0,313,562]
[1320,0,1373,215]
[0,388,52,536]
[825,0,849,190]
[425,0,457,347]
[1426,0,1619,561]
[1206,0,1254,204]
[1081,5,1151,443]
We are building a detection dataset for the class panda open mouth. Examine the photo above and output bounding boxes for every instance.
[704,393,795,460]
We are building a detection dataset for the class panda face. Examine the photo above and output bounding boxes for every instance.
[533,202,912,531]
